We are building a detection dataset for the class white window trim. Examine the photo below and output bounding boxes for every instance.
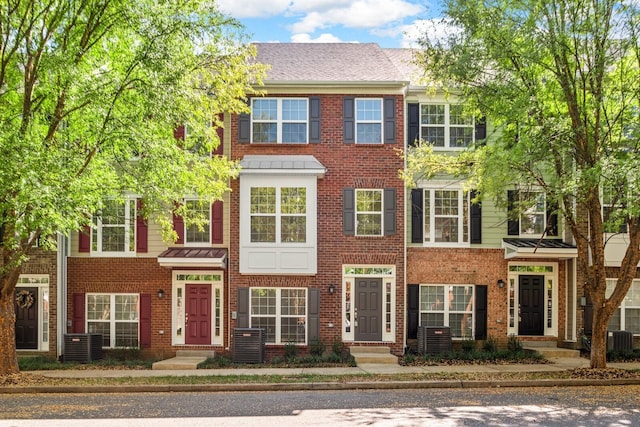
[519,190,547,237]
[355,188,383,237]
[249,287,308,345]
[86,293,140,349]
[420,182,470,247]
[183,198,211,246]
[251,98,309,144]
[420,103,474,150]
[419,284,475,340]
[16,274,50,352]
[355,98,383,144]
[91,197,137,256]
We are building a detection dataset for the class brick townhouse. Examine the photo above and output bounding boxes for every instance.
[56,42,637,361]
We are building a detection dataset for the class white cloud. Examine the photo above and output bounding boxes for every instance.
[398,18,460,48]
[216,0,291,18]
[290,33,350,43]
[289,0,424,34]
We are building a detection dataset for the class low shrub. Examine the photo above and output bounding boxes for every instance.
[309,340,326,357]
[482,336,498,353]
[284,342,297,361]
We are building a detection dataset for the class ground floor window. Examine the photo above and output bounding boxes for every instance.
[419,284,474,339]
[87,293,139,348]
[250,288,307,344]
[607,279,640,334]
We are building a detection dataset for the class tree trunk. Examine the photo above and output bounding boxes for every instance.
[0,295,19,375]
[590,304,608,369]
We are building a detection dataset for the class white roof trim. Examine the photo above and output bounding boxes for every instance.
[239,155,326,178]
[502,241,578,260]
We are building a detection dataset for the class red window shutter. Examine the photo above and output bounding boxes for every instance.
[211,201,223,244]
[139,294,152,348]
[213,113,224,156]
[136,199,148,253]
[173,125,185,141]
[72,293,85,333]
[78,225,91,253]
[173,211,184,244]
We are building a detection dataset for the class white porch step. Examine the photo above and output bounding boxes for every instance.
[152,350,216,370]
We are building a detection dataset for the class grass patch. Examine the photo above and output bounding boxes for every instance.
[18,355,154,371]
[402,347,546,366]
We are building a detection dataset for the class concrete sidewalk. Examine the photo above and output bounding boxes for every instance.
[8,357,640,394]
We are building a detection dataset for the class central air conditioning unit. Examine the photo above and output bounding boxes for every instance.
[63,333,103,363]
[233,328,266,363]
[607,330,633,352]
[417,326,452,355]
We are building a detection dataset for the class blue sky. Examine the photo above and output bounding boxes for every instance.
[216,0,446,48]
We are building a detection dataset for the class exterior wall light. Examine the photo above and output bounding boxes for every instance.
[497,279,505,288]
[328,284,336,294]
[158,289,165,298]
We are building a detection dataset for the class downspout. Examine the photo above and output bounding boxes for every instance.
[56,233,69,360]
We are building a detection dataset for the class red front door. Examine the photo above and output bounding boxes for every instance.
[186,284,211,345]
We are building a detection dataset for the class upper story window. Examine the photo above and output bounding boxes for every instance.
[356,99,383,144]
[250,186,307,243]
[184,199,211,245]
[356,189,383,236]
[602,183,628,233]
[252,98,308,143]
[423,188,469,244]
[507,189,557,238]
[421,104,474,149]
[92,198,136,254]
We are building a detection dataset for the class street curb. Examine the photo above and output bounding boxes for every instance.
[3,378,640,394]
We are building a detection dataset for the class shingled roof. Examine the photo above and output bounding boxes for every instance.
[254,43,408,83]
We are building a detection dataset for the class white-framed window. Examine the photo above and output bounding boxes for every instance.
[184,199,211,245]
[356,98,383,144]
[252,98,308,143]
[250,288,307,344]
[420,103,474,149]
[602,183,628,234]
[519,191,546,236]
[250,186,307,243]
[607,279,640,334]
[92,198,136,254]
[86,293,139,348]
[356,189,383,236]
[419,284,474,339]
[422,187,469,245]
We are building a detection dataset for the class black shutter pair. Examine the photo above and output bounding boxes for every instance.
[406,103,487,146]
[343,188,396,235]
[507,190,558,236]
[406,284,487,340]
[238,97,321,143]
[410,189,482,243]
[343,97,396,144]
[237,288,320,342]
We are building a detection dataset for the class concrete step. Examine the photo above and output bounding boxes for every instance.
[523,346,581,358]
[176,350,216,358]
[350,346,398,365]
[152,356,206,370]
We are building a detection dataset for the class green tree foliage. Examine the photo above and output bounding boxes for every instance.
[0,0,264,375]
[406,0,640,368]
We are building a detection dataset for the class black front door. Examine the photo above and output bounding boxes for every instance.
[355,278,382,341]
[15,287,38,349]
[519,275,544,335]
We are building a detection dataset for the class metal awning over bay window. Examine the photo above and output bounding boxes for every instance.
[502,238,577,260]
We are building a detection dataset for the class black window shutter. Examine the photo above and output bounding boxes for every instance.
[474,285,488,340]
[309,97,321,143]
[237,288,249,328]
[308,288,320,342]
[475,116,487,142]
[383,97,396,144]
[384,188,396,235]
[407,284,420,340]
[507,190,520,235]
[411,189,423,243]
[469,190,482,244]
[407,103,420,147]
[343,97,355,144]
[238,98,251,143]
[546,200,558,236]
[343,187,355,235]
